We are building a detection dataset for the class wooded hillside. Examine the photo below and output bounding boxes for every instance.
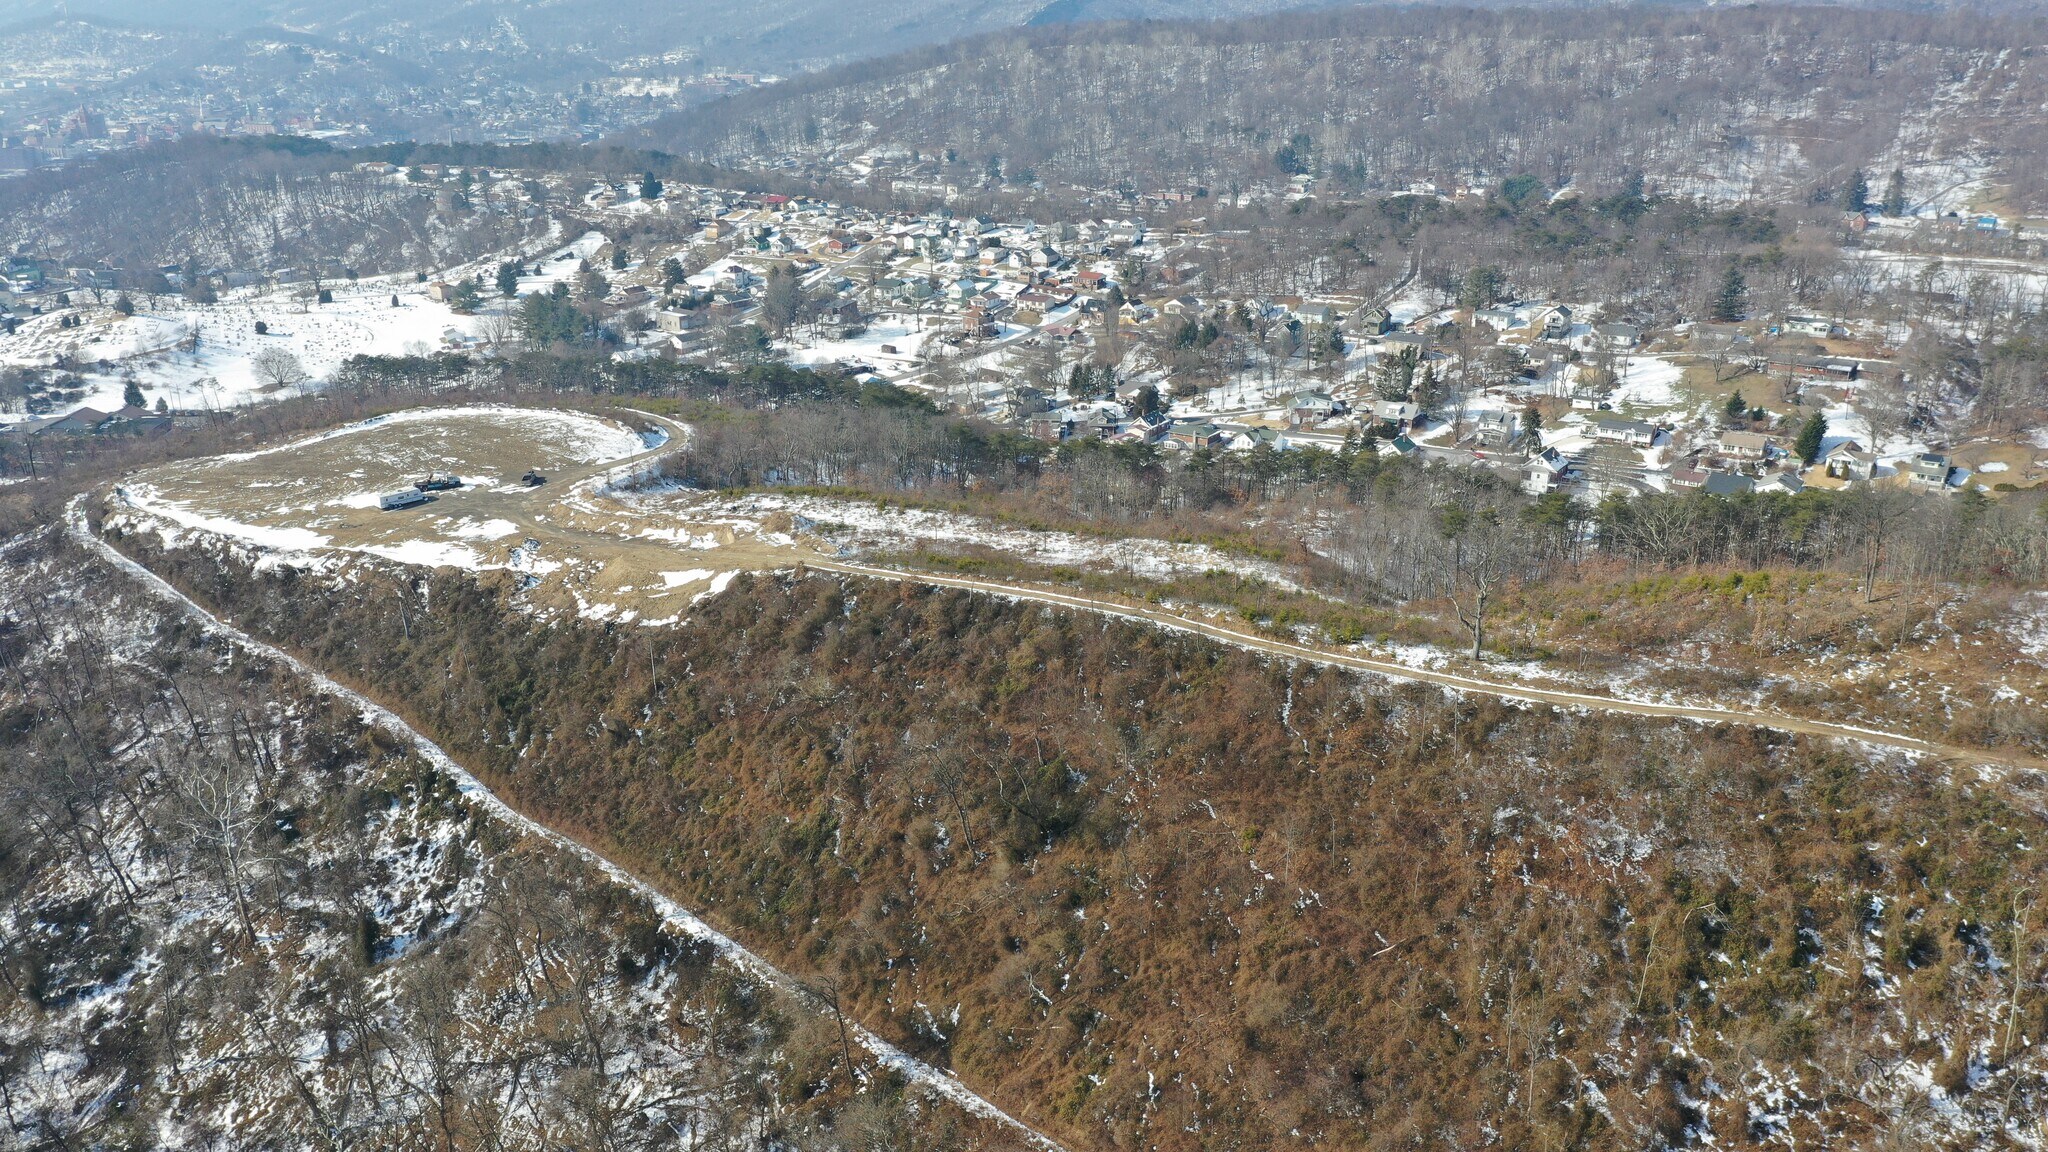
[637,6,2048,210]
[110,523,2048,1151]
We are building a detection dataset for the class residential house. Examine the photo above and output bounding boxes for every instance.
[1702,472,1756,497]
[1592,323,1641,350]
[102,404,172,435]
[1371,399,1421,426]
[45,407,112,434]
[1474,307,1520,331]
[1026,412,1071,441]
[1762,355,1860,382]
[1821,441,1878,483]
[1125,413,1172,444]
[1168,420,1225,449]
[1783,315,1836,338]
[1755,470,1805,496]
[1591,415,1659,446]
[712,264,756,292]
[817,299,866,338]
[1288,390,1340,428]
[1351,305,1395,335]
[889,278,936,304]
[1906,453,1953,489]
[1716,430,1777,461]
[1570,384,1613,410]
[656,307,709,337]
[1670,464,1710,490]
[1523,447,1571,495]
[1070,409,1120,440]
[960,308,998,339]
[1536,305,1573,341]
[1228,425,1288,451]
[1008,386,1051,417]
[1473,408,1519,448]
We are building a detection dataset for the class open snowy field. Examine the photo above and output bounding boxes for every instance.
[782,311,941,369]
[597,487,1305,590]
[0,278,497,418]
[0,231,617,424]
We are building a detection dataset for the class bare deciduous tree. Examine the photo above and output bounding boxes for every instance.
[250,347,312,396]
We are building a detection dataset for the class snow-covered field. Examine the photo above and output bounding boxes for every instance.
[210,404,649,470]
[783,311,940,369]
[1608,357,1685,413]
[0,231,618,424]
[648,490,1304,589]
[0,280,490,418]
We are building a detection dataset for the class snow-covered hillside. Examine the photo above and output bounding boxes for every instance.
[0,527,1034,1149]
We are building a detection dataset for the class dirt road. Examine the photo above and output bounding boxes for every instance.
[116,404,2048,773]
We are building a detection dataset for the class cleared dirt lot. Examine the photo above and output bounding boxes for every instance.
[114,405,813,622]
[114,404,1303,624]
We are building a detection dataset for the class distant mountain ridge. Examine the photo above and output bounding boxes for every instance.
[8,0,2037,73]
[628,4,2048,211]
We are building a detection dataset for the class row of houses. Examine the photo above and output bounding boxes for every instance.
[2,403,173,437]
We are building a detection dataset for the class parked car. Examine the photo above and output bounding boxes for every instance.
[520,469,546,486]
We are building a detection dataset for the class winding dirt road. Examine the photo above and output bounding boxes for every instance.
[804,560,2048,770]
[530,410,2046,771]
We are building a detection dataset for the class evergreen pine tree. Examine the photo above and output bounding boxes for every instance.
[1413,363,1441,412]
[1373,346,1420,401]
[1795,410,1827,464]
[1458,266,1505,310]
[1882,169,1908,217]
[1710,264,1747,322]
[1845,168,1869,212]
[123,378,145,408]
[497,261,521,297]
[1725,390,1747,422]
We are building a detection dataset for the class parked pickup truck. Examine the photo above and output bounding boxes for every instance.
[519,469,546,487]
[413,472,462,492]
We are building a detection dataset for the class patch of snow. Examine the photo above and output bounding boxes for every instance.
[446,517,521,540]
[357,540,490,569]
